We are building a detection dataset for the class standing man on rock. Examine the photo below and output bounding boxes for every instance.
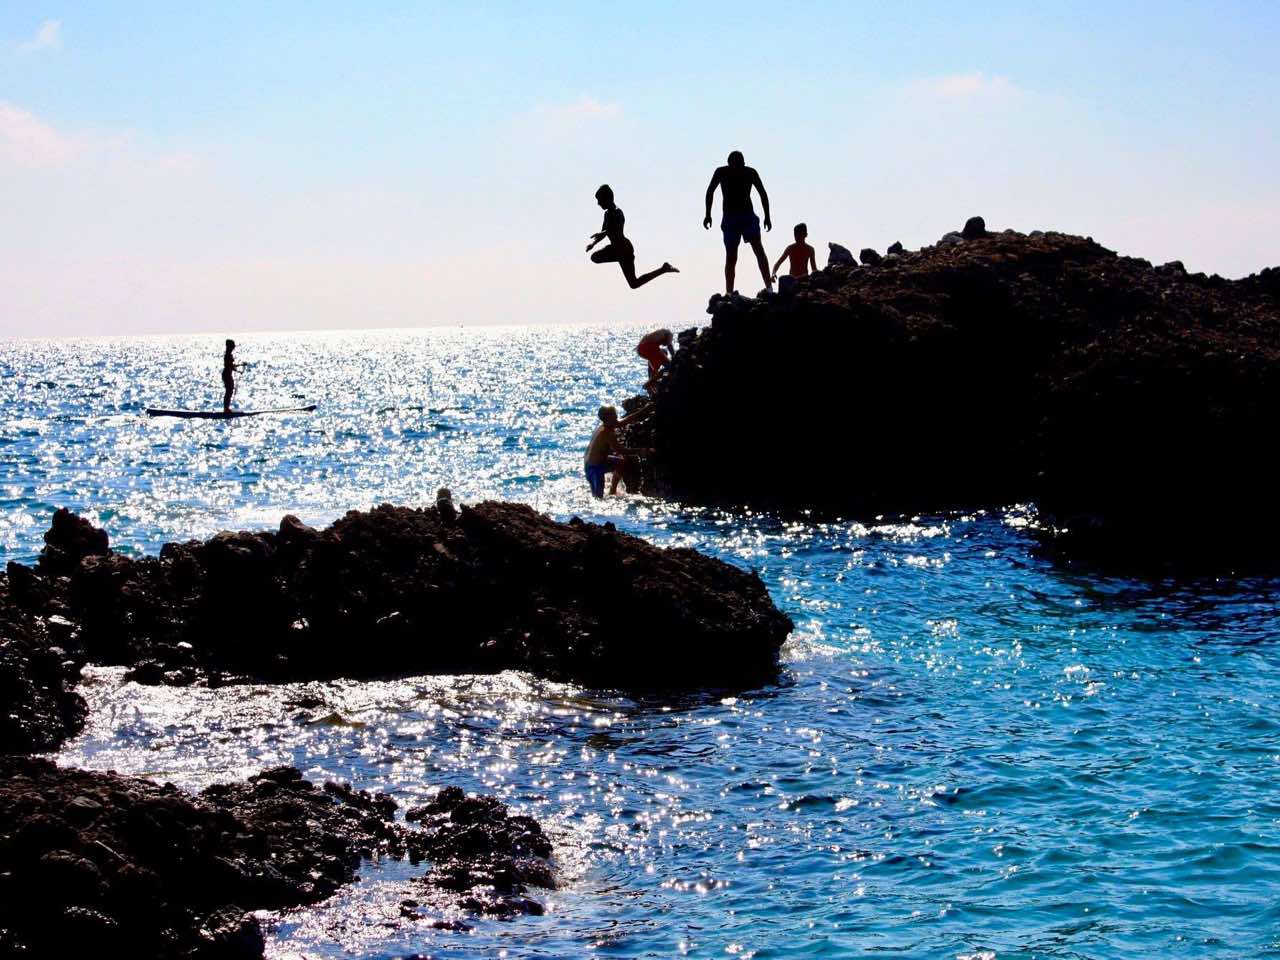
[703,150,773,296]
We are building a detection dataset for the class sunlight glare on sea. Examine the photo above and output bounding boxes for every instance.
[3,328,1278,959]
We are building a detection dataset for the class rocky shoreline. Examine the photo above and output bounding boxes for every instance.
[0,758,554,957]
[0,574,86,753]
[9,501,790,693]
[624,223,1279,570]
[0,501,791,956]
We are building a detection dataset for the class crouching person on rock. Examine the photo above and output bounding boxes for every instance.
[637,328,674,393]
[584,405,652,498]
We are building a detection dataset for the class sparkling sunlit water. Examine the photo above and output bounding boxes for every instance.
[3,328,1278,959]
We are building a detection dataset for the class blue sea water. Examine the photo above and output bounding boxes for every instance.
[2,327,1278,960]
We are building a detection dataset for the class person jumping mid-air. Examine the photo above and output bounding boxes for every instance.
[221,339,245,413]
[584,405,651,498]
[771,223,818,292]
[636,328,674,393]
[586,185,678,289]
[703,150,773,295]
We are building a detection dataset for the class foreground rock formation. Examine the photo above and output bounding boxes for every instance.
[0,759,554,957]
[4,502,790,691]
[1,500,784,952]
[0,574,86,752]
[626,226,1279,569]
[406,785,555,918]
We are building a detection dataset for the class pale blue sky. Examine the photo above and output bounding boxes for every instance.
[2,2,1277,335]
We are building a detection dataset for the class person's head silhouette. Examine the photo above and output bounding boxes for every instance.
[225,339,235,350]
[727,150,745,168]
[595,184,614,209]
[794,223,807,241]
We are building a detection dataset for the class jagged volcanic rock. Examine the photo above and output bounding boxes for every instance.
[198,767,409,904]
[0,572,86,752]
[626,227,1279,570]
[405,786,556,917]
[0,759,555,957]
[38,507,110,578]
[6,502,791,689]
[0,760,385,957]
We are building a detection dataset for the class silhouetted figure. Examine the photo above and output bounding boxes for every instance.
[636,328,674,393]
[584,405,652,498]
[703,151,773,295]
[772,223,818,292]
[436,487,457,524]
[586,185,678,289]
[221,339,244,413]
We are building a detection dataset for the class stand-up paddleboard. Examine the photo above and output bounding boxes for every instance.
[146,405,317,419]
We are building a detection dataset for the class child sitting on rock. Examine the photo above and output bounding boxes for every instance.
[584,405,651,498]
[636,328,674,393]
[771,223,818,293]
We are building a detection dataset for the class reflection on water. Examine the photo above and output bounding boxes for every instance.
[5,328,1279,958]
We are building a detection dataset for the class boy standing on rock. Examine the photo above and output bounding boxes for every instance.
[584,405,651,498]
[771,223,817,292]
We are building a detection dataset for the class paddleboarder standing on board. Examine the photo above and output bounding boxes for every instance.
[222,339,244,413]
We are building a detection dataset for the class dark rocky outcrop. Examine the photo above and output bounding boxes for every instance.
[0,573,86,752]
[859,247,882,266]
[0,758,554,957]
[5,502,791,690]
[1,501,763,949]
[625,224,1279,570]
[961,215,988,239]
[827,242,855,266]
[405,786,555,917]
[38,507,110,577]
[199,767,410,902]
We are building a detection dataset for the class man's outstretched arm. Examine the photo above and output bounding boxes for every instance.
[619,405,654,426]
[608,433,651,458]
[703,169,721,229]
[753,170,772,231]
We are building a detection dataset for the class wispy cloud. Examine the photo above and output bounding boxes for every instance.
[0,101,83,166]
[0,99,207,178]
[17,18,63,54]
[541,95,621,119]
[912,72,1021,99]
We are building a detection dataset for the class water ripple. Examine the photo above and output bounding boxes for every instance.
[3,328,1278,959]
